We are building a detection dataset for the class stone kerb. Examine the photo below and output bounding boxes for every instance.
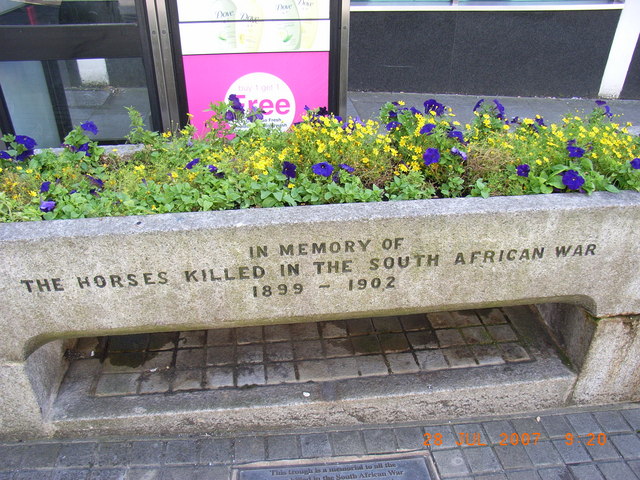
[1,191,639,437]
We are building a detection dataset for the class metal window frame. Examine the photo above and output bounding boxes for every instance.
[350,0,624,11]
[144,0,184,131]
[0,0,164,142]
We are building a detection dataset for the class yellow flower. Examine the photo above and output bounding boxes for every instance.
[28,191,37,197]
[25,169,33,174]
[536,160,543,165]
[503,124,510,130]
[162,131,172,138]
[16,166,22,171]
[287,183,295,189]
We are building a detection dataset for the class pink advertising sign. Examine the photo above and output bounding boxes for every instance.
[177,0,333,134]
[182,52,329,134]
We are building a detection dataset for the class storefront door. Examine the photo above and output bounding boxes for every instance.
[0,0,162,147]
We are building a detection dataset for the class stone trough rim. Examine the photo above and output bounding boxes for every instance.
[1,190,638,241]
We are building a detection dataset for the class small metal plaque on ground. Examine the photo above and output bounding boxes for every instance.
[235,454,434,480]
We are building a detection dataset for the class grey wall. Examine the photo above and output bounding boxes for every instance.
[622,40,640,99]
[349,10,629,98]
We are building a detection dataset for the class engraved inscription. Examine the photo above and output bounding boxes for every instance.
[17,238,598,298]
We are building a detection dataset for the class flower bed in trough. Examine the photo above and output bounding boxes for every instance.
[1,97,639,222]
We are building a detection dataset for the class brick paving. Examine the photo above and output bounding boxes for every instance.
[70,309,532,398]
[5,305,613,478]
[0,404,638,479]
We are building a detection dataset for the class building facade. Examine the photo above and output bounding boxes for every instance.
[0,0,638,148]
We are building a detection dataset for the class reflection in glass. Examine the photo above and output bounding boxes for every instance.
[60,58,152,143]
[0,60,60,147]
[0,57,151,147]
[0,0,137,26]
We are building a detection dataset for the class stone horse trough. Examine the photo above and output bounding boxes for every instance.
[1,191,639,439]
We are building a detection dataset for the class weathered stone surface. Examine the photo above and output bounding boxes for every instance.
[2,192,639,363]
[572,315,640,404]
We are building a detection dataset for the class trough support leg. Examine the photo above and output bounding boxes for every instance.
[572,315,640,404]
[0,340,69,439]
[0,360,50,439]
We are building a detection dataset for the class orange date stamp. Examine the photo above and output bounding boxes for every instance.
[423,432,608,447]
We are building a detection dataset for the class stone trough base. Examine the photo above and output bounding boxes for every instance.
[45,306,576,438]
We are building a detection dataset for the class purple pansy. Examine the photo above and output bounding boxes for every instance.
[493,99,505,120]
[39,200,56,212]
[207,165,224,178]
[630,158,640,170]
[450,147,467,161]
[85,175,104,189]
[312,162,334,177]
[15,149,34,161]
[228,94,244,113]
[40,181,51,193]
[448,130,465,143]
[282,161,297,179]
[595,100,612,118]
[516,164,530,177]
[420,124,436,135]
[80,121,99,135]
[185,158,200,170]
[424,99,445,116]
[386,121,401,131]
[567,145,585,158]
[0,151,12,160]
[77,143,90,156]
[224,110,236,122]
[423,148,440,166]
[339,163,355,173]
[562,170,585,190]
[15,135,37,149]
[247,107,264,122]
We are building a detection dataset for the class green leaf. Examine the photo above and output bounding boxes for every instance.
[548,176,565,189]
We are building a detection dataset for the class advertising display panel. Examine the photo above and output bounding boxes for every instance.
[175,0,343,133]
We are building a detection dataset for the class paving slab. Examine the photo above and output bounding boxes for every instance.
[1,404,636,478]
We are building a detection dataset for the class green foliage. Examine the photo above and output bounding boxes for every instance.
[1,96,639,222]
